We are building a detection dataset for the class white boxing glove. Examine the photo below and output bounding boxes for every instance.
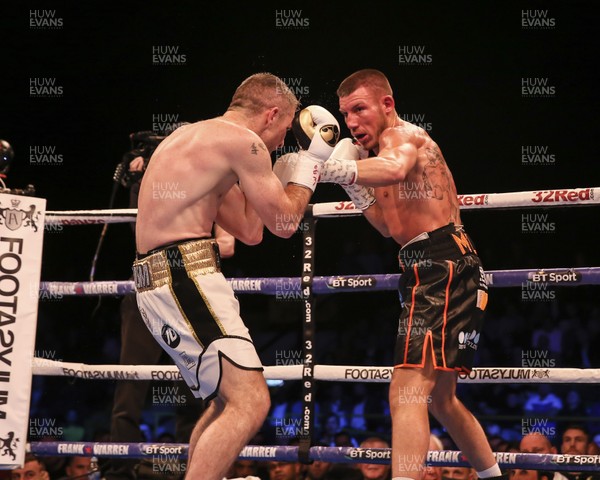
[273,152,299,187]
[318,138,375,209]
[319,138,364,185]
[292,105,340,160]
[289,105,340,191]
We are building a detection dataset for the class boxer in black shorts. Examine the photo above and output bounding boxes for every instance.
[395,223,488,374]
[318,69,503,480]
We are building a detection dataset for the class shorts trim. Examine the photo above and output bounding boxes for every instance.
[169,248,226,344]
[202,349,264,403]
[441,260,454,368]
[403,264,420,363]
[393,362,457,372]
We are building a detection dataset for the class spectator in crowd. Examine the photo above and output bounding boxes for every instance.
[560,424,600,479]
[267,461,302,480]
[319,413,342,447]
[333,430,359,448]
[520,432,566,480]
[356,437,391,480]
[228,460,260,479]
[509,470,544,480]
[421,434,444,480]
[57,456,92,480]
[441,467,476,480]
[303,458,332,480]
[10,454,50,480]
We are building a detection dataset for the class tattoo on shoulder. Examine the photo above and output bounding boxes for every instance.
[425,147,444,165]
[422,147,451,200]
[250,142,267,155]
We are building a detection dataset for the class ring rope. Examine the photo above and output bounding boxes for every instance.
[30,359,600,383]
[26,442,600,471]
[42,186,600,224]
[38,267,600,297]
[30,188,600,471]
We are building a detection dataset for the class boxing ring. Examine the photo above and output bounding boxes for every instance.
[14,186,600,472]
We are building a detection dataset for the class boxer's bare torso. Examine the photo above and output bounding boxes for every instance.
[373,120,461,245]
[136,118,273,253]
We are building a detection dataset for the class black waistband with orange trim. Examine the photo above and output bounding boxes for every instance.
[398,223,478,272]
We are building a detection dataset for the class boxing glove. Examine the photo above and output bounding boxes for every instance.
[319,138,365,185]
[343,183,376,211]
[292,105,340,159]
[289,105,340,191]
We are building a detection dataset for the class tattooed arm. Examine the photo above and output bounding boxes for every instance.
[422,145,461,224]
[422,147,452,200]
[224,134,312,239]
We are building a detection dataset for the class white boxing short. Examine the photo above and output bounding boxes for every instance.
[132,238,263,401]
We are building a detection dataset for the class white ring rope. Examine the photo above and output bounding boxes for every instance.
[45,208,137,225]
[31,359,600,383]
[43,186,600,224]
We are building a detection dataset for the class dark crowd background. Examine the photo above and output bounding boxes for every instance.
[2,0,600,453]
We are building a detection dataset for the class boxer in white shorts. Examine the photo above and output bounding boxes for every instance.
[134,72,339,480]
[134,237,262,401]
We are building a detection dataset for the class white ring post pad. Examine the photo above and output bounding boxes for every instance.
[0,192,46,469]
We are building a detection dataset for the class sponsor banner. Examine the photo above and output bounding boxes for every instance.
[32,442,188,458]
[326,275,378,290]
[553,454,600,466]
[458,368,550,382]
[527,270,582,284]
[458,187,598,210]
[457,194,489,207]
[239,445,279,459]
[347,447,393,461]
[0,193,46,469]
[141,444,186,456]
[27,443,600,470]
[227,278,264,292]
[343,367,394,381]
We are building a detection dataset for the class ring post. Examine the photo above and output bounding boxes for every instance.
[0,193,46,469]
[298,206,316,464]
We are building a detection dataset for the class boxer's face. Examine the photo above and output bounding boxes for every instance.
[339,85,387,151]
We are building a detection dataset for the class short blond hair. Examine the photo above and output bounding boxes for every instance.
[337,69,393,98]
[228,72,299,115]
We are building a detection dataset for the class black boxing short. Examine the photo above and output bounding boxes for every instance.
[394,223,488,374]
[133,238,263,401]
